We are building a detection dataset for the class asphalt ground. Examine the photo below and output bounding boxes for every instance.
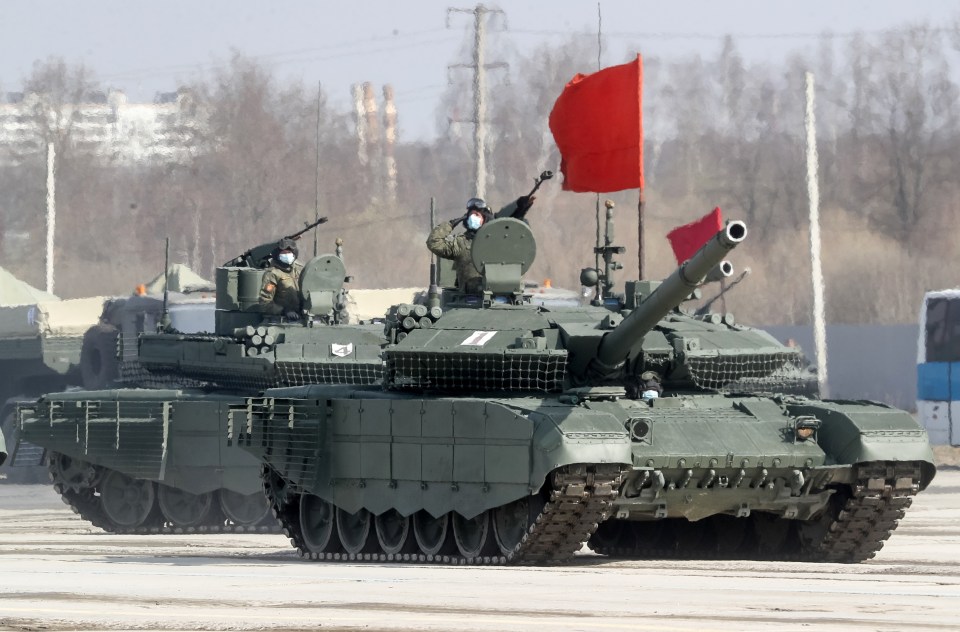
[1,470,958,632]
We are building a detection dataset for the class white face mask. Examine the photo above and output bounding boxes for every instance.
[465,213,484,231]
[277,252,296,266]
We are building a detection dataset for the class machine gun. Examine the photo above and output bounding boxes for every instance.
[496,170,554,220]
[224,217,329,268]
[695,267,751,317]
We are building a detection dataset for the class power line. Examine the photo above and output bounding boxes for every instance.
[98,30,457,83]
[510,25,958,41]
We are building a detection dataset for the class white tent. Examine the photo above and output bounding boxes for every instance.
[142,264,215,294]
[0,266,58,306]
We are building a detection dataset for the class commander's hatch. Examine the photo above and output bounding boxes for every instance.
[471,218,536,304]
[301,254,347,321]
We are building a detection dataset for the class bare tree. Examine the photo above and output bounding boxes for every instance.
[844,27,959,241]
[19,57,99,161]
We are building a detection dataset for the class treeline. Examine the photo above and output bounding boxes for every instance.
[1,23,959,325]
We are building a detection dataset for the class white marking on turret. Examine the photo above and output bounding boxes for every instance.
[461,331,497,346]
[331,343,354,357]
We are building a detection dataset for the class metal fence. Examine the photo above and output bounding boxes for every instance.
[763,324,918,412]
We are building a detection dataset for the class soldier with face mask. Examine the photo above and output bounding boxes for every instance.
[427,193,538,293]
[426,197,494,294]
[258,237,304,319]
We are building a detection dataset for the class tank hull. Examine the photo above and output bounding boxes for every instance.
[17,389,276,533]
[237,388,934,564]
[591,397,935,562]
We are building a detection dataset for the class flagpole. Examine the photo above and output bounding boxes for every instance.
[638,189,645,280]
[595,196,601,302]
[636,51,644,280]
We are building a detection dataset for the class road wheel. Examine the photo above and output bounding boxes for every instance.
[299,494,340,554]
[375,509,416,556]
[336,507,375,555]
[452,510,497,558]
[219,489,272,526]
[158,485,217,528]
[99,470,157,529]
[80,324,119,390]
[413,510,456,557]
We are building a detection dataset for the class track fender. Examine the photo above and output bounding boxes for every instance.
[19,390,262,495]
[527,403,632,487]
[786,400,936,488]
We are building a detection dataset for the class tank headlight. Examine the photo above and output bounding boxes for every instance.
[626,417,652,443]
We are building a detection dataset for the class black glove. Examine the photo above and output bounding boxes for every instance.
[513,195,536,221]
[284,310,301,322]
[449,214,467,228]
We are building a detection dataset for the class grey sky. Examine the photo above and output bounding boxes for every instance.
[1,1,955,140]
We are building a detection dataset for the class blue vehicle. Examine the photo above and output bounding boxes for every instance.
[917,289,960,446]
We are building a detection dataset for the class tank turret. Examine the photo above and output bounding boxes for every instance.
[135,244,385,391]
[585,220,746,379]
[383,218,769,396]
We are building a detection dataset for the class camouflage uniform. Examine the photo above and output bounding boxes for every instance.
[258,261,304,315]
[426,221,482,293]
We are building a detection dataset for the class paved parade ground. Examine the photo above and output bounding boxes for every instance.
[1,470,959,632]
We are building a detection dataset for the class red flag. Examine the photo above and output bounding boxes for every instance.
[548,55,643,193]
[667,207,724,264]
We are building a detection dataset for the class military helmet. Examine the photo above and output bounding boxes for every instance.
[277,237,299,258]
[465,197,488,211]
[465,197,493,227]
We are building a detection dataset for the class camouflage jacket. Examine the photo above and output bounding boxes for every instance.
[426,221,482,292]
[258,261,304,315]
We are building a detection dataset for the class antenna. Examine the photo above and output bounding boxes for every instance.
[428,197,440,308]
[314,81,322,259]
[159,237,171,333]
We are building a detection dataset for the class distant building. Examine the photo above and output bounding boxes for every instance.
[0,88,208,165]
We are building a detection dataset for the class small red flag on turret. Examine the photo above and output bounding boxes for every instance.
[667,207,724,264]
[548,54,643,193]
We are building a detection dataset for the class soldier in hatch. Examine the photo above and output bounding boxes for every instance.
[258,237,304,319]
[427,195,535,293]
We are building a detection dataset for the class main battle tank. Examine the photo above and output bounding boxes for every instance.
[17,231,386,533]
[235,214,936,565]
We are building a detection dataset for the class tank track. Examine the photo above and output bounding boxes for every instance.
[589,461,922,563]
[801,461,919,563]
[266,463,625,565]
[48,456,280,535]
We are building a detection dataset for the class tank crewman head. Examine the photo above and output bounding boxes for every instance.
[274,237,298,270]
[462,197,494,237]
[639,370,663,402]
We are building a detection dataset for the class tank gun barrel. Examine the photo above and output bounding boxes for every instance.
[704,260,734,284]
[588,221,747,376]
